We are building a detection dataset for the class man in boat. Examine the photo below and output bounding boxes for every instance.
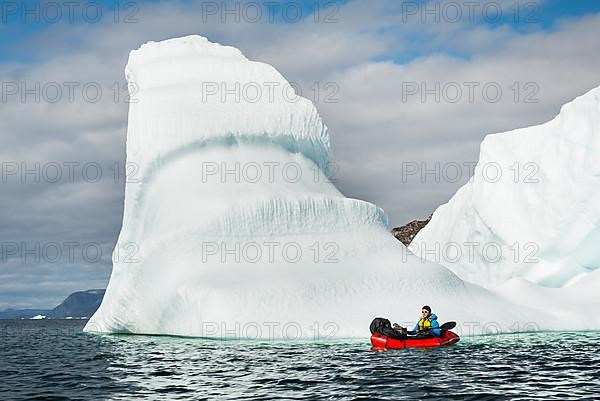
[410,305,441,337]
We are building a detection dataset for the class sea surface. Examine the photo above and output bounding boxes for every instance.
[1,320,599,400]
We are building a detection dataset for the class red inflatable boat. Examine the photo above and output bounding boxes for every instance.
[371,331,460,349]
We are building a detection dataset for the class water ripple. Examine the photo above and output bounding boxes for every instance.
[1,321,600,400]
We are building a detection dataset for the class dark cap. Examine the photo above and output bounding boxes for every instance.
[422,305,431,313]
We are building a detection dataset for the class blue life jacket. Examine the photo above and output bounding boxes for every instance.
[413,313,441,336]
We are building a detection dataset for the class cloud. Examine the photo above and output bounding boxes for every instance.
[320,13,600,223]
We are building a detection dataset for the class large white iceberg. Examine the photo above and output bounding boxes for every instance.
[86,36,600,338]
[414,87,600,289]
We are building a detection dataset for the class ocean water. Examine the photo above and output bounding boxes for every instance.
[1,320,599,400]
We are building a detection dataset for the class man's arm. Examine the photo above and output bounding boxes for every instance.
[430,319,441,336]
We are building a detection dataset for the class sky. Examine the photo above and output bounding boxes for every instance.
[2,0,600,309]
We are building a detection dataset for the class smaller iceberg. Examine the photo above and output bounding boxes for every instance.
[415,86,600,290]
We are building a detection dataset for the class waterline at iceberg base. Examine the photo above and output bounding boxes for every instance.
[85,36,600,338]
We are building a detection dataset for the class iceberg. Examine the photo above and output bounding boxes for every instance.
[414,86,600,289]
[86,36,600,338]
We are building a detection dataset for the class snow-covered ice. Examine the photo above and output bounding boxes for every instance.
[85,36,600,338]
[415,86,600,289]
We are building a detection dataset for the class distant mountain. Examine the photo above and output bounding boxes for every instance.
[392,214,432,246]
[47,289,105,318]
[0,289,105,319]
